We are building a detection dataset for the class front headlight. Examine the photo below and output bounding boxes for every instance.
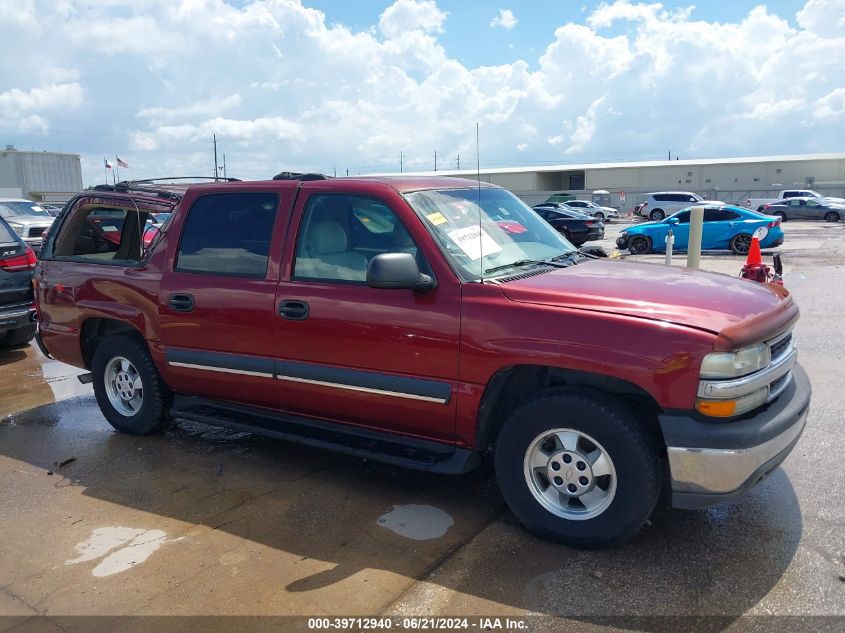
[700,343,771,379]
[619,231,628,238]
[8,222,26,237]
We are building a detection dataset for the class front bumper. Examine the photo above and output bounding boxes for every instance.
[0,301,36,332]
[616,235,629,249]
[660,363,810,509]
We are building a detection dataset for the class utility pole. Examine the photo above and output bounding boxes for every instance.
[213,134,219,181]
[222,153,227,179]
[400,150,404,173]
[457,154,460,170]
[668,150,671,161]
[346,168,349,176]
[333,163,337,177]
[434,150,437,172]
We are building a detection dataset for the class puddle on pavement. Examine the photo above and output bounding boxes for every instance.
[378,504,454,540]
[65,526,183,577]
[1,344,91,418]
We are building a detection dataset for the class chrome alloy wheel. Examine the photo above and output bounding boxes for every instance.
[104,356,143,417]
[523,428,617,521]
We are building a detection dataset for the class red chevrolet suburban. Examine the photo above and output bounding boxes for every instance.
[34,175,811,548]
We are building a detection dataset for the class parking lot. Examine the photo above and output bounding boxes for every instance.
[1,220,844,630]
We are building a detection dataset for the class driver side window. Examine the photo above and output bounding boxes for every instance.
[293,194,426,284]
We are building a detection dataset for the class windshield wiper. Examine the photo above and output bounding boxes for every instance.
[484,257,573,275]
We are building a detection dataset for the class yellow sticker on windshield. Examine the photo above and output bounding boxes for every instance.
[426,212,448,226]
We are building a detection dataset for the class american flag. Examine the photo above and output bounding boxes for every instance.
[104,158,113,169]
[116,156,129,168]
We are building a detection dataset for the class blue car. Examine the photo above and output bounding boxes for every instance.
[617,205,784,255]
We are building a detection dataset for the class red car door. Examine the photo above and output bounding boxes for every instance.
[157,187,293,409]
[271,184,461,442]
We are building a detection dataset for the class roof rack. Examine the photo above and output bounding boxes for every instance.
[272,171,329,181]
[93,176,242,202]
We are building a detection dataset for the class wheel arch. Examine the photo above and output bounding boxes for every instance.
[81,317,146,369]
[475,364,665,453]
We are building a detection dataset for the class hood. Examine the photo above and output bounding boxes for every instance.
[2,216,53,227]
[498,259,785,335]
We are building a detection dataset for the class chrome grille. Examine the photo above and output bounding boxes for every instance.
[768,331,793,363]
[28,227,47,238]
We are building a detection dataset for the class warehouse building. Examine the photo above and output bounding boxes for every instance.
[399,153,845,212]
[0,145,83,204]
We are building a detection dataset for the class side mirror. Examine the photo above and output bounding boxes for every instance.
[668,217,680,225]
[366,252,436,292]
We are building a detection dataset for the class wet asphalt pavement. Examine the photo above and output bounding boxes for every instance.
[0,222,843,631]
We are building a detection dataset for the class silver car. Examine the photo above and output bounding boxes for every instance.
[562,199,620,221]
[763,197,845,222]
[0,199,55,253]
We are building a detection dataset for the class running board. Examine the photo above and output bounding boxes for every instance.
[170,396,481,475]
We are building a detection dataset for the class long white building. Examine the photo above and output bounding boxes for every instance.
[392,153,845,211]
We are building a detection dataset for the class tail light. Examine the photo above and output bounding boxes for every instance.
[763,204,770,209]
[586,220,594,227]
[767,220,780,228]
[0,247,37,272]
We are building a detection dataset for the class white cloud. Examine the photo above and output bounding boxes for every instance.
[379,0,447,38]
[0,0,842,184]
[490,9,518,30]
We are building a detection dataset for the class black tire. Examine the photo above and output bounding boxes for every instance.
[730,233,753,255]
[494,389,661,548]
[0,324,37,349]
[775,211,787,222]
[92,335,171,435]
[825,211,840,223]
[628,235,652,254]
[594,212,605,221]
[649,209,665,221]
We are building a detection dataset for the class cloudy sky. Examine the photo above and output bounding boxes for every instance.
[1,0,844,185]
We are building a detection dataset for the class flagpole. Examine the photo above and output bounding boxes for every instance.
[115,156,120,183]
[104,158,107,185]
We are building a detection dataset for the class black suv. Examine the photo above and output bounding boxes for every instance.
[0,215,37,348]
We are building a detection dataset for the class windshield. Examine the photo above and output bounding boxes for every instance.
[0,201,52,219]
[404,187,575,280]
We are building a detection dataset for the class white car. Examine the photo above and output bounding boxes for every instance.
[0,199,55,253]
[563,200,619,221]
[637,192,722,222]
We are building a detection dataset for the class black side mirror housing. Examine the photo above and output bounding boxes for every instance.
[366,252,436,292]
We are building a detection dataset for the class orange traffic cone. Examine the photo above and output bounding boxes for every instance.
[745,235,762,266]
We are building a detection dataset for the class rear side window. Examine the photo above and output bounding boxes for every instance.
[52,207,145,263]
[674,211,691,223]
[652,194,668,202]
[704,209,740,222]
[176,193,278,278]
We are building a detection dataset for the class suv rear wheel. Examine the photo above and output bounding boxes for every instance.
[0,324,37,349]
[649,209,665,221]
[494,389,661,548]
[825,211,840,223]
[92,335,171,435]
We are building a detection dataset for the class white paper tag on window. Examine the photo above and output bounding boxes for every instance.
[447,225,502,261]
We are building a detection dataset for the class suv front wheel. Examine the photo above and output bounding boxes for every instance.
[494,389,661,548]
[92,335,171,435]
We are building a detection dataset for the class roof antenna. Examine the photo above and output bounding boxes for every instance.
[477,122,482,283]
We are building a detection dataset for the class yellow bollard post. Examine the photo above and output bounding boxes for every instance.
[687,205,703,269]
